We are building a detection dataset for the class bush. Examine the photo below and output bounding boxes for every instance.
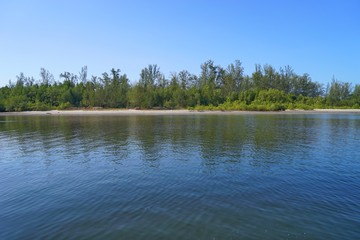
[0,102,5,112]
[352,103,360,109]
[57,102,72,110]
[256,89,287,103]
[239,90,257,104]
[29,101,52,111]
[5,96,30,112]
[293,103,314,110]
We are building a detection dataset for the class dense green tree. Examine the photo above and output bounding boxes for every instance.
[0,61,358,112]
[100,69,129,108]
[163,74,184,108]
[222,60,244,100]
[277,65,294,94]
[81,78,97,107]
[326,78,352,106]
[252,64,265,90]
[238,89,257,104]
[255,89,288,104]
[292,73,322,97]
[128,83,145,108]
[351,84,360,106]
[198,60,224,105]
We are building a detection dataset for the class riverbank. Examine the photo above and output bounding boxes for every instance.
[1,109,360,116]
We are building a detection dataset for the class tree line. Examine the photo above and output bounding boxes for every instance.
[0,60,359,112]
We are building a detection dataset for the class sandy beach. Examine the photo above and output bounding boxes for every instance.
[1,109,360,116]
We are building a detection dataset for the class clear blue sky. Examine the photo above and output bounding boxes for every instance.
[0,0,359,87]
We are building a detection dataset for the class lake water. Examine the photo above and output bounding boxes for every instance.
[1,113,360,239]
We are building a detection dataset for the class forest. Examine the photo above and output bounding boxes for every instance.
[0,60,359,112]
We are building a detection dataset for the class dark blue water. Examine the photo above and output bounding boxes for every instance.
[1,113,360,239]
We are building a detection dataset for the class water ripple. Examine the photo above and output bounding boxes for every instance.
[1,114,360,239]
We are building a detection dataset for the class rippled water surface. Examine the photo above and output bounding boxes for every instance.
[1,113,360,239]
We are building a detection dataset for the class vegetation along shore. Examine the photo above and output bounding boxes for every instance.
[1,60,359,112]
[1,109,360,117]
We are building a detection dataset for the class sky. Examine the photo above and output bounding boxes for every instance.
[0,0,359,87]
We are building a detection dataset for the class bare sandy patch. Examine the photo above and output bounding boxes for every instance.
[1,108,360,116]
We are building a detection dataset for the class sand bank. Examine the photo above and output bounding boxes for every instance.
[1,109,360,116]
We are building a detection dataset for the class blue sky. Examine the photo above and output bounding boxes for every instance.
[0,0,359,87]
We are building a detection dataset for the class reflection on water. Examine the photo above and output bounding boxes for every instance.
[1,113,360,239]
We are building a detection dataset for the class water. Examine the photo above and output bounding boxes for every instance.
[1,113,360,239]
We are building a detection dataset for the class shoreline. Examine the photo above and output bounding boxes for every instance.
[1,109,360,116]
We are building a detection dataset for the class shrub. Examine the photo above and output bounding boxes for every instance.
[57,102,72,110]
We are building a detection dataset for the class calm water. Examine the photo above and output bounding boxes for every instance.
[1,113,360,239]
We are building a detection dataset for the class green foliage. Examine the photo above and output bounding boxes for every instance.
[57,102,72,110]
[255,89,288,103]
[5,95,29,111]
[326,78,352,106]
[128,84,145,108]
[0,62,358,112]
[25,101,51,111]
[239,90,256,104]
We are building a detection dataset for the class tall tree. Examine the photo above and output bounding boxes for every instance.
[40,68,54,86]
[222,60,244,100]
[292,73,322,97]
[199,60,223,105]
[326,77,351,106]
[107,68,129,108]
[137,65,166,108]
[252,64,264,90]
[79,66,88,84]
